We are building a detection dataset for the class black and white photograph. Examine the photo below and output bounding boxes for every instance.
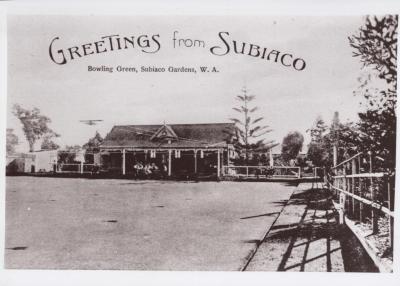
[1,2,399,285]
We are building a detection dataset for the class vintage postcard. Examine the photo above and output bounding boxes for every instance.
[1,1,399,285]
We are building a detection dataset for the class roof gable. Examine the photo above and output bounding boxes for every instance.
[150,124,178,141]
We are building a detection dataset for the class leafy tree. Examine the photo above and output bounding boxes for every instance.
[12,104,59,152]
[82,131,104,151]
[59,145,81,163]
[41,135,60,150]
[349,15,397,172]
[229,86,276,164]
[281,131,304,163]
[307,116,328,166]
[6,128,19,155]
[307,142,326,167]
[307,113,359,168]
[323,119,360,167]
[82,131,104,164]
[349,15,397,89]
[357,109,396,170]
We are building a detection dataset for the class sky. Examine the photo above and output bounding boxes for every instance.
[7,15,372,152]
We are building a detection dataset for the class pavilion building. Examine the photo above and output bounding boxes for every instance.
[99,123,236,177]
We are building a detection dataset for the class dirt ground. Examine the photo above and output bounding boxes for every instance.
[5,177,295,270]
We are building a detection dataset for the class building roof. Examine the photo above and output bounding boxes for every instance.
[101,123,235,149]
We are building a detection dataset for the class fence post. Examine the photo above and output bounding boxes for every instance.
[360,177,364,223]
[339,192,346,224]
[339,168,346,224]
[246,166,249,177]
[122,149,126,176]
[351,159,356,218]
[217,149,221,178]
[333,145,338,167]
[369,152,378,234]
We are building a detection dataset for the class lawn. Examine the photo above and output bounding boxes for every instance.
[5,177,295,270]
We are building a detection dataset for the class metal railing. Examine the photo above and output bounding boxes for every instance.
[223,166,301,179]
[327,152,395,249]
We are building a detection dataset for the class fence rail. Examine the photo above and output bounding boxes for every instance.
[330,185,394,217]
[223,165,303,179]
[333,173,386,179]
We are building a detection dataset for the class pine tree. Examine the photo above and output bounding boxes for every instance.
[229,86,276,164]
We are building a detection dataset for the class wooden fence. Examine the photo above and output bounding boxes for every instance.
[327,152,395,250]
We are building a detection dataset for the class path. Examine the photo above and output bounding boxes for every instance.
[245,183,378,272]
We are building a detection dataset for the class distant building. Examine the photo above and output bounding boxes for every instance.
[33,150,58,172]
[6,149,59,175]
[6,153,35,174]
